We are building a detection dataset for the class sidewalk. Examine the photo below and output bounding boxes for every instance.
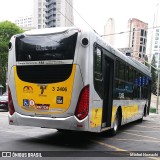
[147,94,160,122]
[145,113,160,122]
[150,94,160,114]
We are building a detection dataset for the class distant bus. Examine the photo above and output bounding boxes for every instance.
[8,27,151,135]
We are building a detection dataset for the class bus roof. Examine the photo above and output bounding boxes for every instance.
[24,27,78,36]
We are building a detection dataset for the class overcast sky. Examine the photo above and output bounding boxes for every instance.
[0,0,160,47]
[0,0,33,21]
[73,0,160,48]
[74,0,158,33]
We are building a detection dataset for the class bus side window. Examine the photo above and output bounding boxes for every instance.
[128,67,133,82]
[119,62,125,81]
[114,60,125,100]
[116,60,125,80]
[94,47,102,80]
[125,65,129,82]
[133,70,137,99]
[94,45,103,99]
[116,61,119,78]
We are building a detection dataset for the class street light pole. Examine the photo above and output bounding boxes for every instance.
[154,3,160,114]
[145,60,159,114]
[156,70,159,114]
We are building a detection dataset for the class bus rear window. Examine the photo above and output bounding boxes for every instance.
[15,32,78,61]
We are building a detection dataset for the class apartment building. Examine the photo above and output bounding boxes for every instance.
[33,0,46,29]
[33,0,73,29]
[127,18,148,63]
[151,27,160,68]
[15,16,34,30]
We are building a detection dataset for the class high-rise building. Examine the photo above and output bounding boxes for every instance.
[33,0,74,29]
[15,16,34,30]
[149,4,160,67]
[103,18,115,46]
[151,27,160,68]
[33,0,46,29]
[127,18,148,63]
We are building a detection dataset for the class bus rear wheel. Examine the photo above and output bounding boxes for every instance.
[57,129,71,133]
[110,111,120,136]
[138,106,146,122]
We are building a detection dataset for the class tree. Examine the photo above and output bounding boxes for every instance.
[151,54,157,94]
[0,21,23,92]
[144,55,150,68]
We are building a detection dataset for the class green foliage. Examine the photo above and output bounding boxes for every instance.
[150,107,156,113]
[0,21,23,92]
[151,54,157,94]
[144,55,150,68]
[0,21,23,39]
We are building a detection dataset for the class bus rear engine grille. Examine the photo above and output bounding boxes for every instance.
[16,65,73,84]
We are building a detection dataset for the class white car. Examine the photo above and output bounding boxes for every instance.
[0,93,8,111]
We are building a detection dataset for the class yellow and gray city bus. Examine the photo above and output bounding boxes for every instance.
[8,27,151,135]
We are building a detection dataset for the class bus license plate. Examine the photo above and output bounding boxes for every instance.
[36,104,50,110]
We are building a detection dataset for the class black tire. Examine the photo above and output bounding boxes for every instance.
[138,107,146,122]
[57,129,71,133]
[138,118,143,122]
[57,129,65,132]
[110,111,120,136]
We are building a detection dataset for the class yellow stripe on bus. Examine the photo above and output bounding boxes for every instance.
[122,105,138,119]
[90,105,139,128]
[111,105,138,123]
[90,108,102,128]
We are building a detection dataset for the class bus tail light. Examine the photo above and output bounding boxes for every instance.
[75,85,89,120]
[8,87,15,115]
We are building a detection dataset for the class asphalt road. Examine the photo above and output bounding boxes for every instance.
[0,110,160,160]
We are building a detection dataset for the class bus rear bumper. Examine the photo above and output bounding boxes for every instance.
[8,112,89,131]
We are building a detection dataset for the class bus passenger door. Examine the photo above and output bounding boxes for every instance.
[102,56,114,128]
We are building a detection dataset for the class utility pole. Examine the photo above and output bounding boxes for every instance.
[156,3,160,114]
[128,18,132,48]
[146,60,159,114]
[156,70,159,114]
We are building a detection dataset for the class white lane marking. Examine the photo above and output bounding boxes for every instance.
[91,140,126,151]
[110,138,160,143]
[121,132,160,140]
